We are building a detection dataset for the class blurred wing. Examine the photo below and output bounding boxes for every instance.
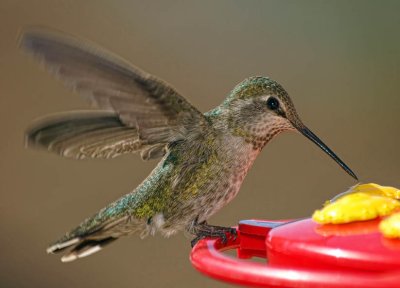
[20,28,207,148]
[26,111,166,160]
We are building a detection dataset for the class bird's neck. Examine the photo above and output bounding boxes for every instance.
[205,111,262,170]
[206,106,282,152]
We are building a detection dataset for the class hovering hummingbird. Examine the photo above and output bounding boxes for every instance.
[21,29,357,262]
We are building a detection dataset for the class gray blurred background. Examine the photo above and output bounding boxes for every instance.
[1,0,399,287]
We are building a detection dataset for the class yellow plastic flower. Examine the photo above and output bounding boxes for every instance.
[329,183,400,203]
[379,212,400,238]
[313,192,400,224]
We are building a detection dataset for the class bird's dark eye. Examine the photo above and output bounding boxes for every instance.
[266,97,280,110]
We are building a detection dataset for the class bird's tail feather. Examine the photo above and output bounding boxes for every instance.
[63,237,116,263]
[47,236,117,262]
[47,214,150,262]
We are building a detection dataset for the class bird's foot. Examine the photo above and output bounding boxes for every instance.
[190,222,237,247]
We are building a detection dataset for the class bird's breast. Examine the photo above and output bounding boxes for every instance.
[158,133,260,230]
[194,143,260,222]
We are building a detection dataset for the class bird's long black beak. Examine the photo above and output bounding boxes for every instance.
[297,126,358,180]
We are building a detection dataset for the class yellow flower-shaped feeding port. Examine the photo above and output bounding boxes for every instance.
[312,183,400,225]
[329,183,400,203]
[347,183,400,200]
[380,212,400,238]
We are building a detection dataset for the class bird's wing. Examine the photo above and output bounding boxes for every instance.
[26,111,167,160]
[21,28,207,159]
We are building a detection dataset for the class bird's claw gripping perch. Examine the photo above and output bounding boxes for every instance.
[191,223,237,247]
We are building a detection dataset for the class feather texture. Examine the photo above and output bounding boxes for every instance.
[26,111,155,159]
[20,28,206,147]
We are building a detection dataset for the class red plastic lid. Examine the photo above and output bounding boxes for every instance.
[267,218,400,271]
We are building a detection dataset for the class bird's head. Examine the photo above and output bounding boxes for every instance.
[223,76,357,180]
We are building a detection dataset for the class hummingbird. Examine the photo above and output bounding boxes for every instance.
[21,28,357,262]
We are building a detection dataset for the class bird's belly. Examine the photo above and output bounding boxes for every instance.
[156,171,244,235]
[158,182,242,237]
[197,175,243,223]
[159,146,258,235]
[196,151,258,222]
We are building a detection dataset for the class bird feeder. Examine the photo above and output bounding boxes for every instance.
[190,218,400,287]
[191,183,400,287]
